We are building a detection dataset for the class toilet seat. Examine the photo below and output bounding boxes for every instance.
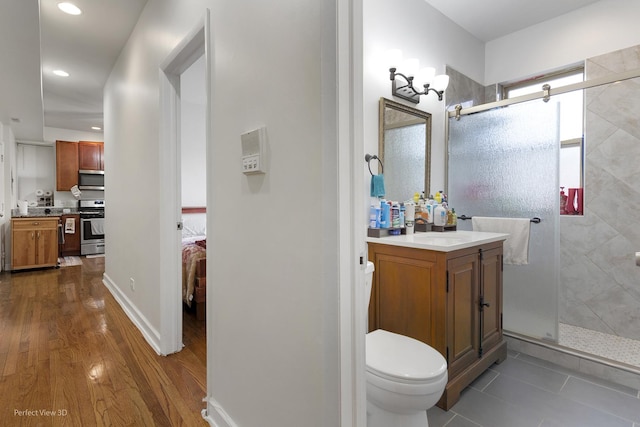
[366,329,447,384]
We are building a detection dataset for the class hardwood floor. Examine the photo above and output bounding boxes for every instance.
[0,257,207,426]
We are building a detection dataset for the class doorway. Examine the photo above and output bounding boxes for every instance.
[158,13,210,356]
[179,54,207,348]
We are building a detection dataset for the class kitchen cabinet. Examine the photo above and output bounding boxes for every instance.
[12,218,59,270]
[78,141,104,171]
[368,239,506,410]
[56,140,79,191]
[59,214,81,256]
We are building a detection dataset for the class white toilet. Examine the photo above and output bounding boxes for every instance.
[364,261,447,427]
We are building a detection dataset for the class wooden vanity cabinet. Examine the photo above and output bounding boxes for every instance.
[12,218,59,270]
[368,240,507,410]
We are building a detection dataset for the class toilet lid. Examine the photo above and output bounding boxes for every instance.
[366,329,447,381]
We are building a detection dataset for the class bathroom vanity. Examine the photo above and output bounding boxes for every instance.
[367,231,509,410]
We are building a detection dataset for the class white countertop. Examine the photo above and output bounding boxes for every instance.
[366,230,508,252]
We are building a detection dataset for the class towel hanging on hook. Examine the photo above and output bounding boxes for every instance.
[365,154,385,197]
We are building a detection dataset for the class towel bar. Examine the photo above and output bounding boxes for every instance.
[458,215,541,223]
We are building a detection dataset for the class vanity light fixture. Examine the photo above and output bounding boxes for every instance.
[386,49,449,103]
[91,126,102,131]
[53,69,70,77]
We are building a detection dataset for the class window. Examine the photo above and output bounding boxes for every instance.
[504,68,584,214]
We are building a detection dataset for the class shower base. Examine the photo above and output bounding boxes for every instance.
[504,330,640,391]
[559,323,640,368]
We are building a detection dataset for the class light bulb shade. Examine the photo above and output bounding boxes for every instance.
[403,58,420,78]
[414,67,436,89]
[386,49,403,69]
[432,74,450,92]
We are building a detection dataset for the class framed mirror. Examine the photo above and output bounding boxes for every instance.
[378,97,431,202]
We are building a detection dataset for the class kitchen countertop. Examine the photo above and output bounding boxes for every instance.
[366,230,509,252]
[11,208,80,218]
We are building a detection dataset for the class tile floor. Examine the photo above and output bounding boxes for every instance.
[559,323,640,368]
[426,350,640,427]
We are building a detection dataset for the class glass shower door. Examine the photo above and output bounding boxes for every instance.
[448,100,560,341]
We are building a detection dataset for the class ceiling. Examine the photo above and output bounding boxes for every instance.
[0,0,146,142]
[0,0,603,142]
[423,0,602,42]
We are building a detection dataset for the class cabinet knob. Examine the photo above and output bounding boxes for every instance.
[32,222,39,225]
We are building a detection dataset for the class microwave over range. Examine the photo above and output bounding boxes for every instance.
[78,169,104,191]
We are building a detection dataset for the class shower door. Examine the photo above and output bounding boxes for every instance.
[448,100,560,341]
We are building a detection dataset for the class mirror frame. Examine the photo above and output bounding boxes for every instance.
[378,97,432,199]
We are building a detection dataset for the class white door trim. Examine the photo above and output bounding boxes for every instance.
[158,12,209,356]
[337,0,366,425]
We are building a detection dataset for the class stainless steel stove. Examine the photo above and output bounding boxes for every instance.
[79,199,105,255]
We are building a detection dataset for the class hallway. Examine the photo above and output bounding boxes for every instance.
[0,257,207,426]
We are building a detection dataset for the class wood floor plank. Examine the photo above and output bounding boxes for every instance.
[0,257,207,426]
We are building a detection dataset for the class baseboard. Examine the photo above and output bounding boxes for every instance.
[202,397,238,427]
[505,331,640,390]
[102,272,162,355]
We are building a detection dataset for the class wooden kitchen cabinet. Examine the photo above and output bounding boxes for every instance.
[59,214,81,256]
[56,140,79,191]
[78,141,104,171]
[12,218,59,270]
[368,240,506,410]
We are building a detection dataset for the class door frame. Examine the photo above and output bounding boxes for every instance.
[158,11,211,355]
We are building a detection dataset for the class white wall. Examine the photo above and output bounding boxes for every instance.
[104,0,340,426]
[486,0,640,84]
[180,56,206,207]
[363,0,484,199]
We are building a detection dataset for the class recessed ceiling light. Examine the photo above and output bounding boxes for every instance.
[58,2,82,15]
[91,126,102,131]
[53,69,69,77]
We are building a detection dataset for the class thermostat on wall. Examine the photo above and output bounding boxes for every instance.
[241,126,267,175]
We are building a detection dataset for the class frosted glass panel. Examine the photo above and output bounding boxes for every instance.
[385,124,425,202]
[448,100,560,341]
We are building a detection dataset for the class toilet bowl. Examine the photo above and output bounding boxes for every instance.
[364,262,447,427]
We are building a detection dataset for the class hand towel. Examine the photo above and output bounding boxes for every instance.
[472,216,531,265]
[370,174,385,198]
[90,218,105,235]
[65,217,75,234]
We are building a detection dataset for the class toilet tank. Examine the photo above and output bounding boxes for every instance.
[365,261,375,308]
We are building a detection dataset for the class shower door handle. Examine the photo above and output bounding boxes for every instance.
[636,252,640,267]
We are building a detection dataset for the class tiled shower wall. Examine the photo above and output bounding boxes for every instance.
[446,46,640,342]
[560,45,640,341]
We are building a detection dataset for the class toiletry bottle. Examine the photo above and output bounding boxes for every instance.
[413,192,420,204]
[450,208,457,225]
[379,200,389,228]
[399,204,405,228]
[434,191,442,204]
[369,203,378,228]
[434,204,447,226]
[391,203,400,228]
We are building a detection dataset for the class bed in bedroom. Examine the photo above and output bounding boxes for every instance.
[182,207,207,320]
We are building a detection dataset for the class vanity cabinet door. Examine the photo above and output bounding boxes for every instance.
[446,253,480,379]
[371,251,438,345]
[479,246,503,354]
